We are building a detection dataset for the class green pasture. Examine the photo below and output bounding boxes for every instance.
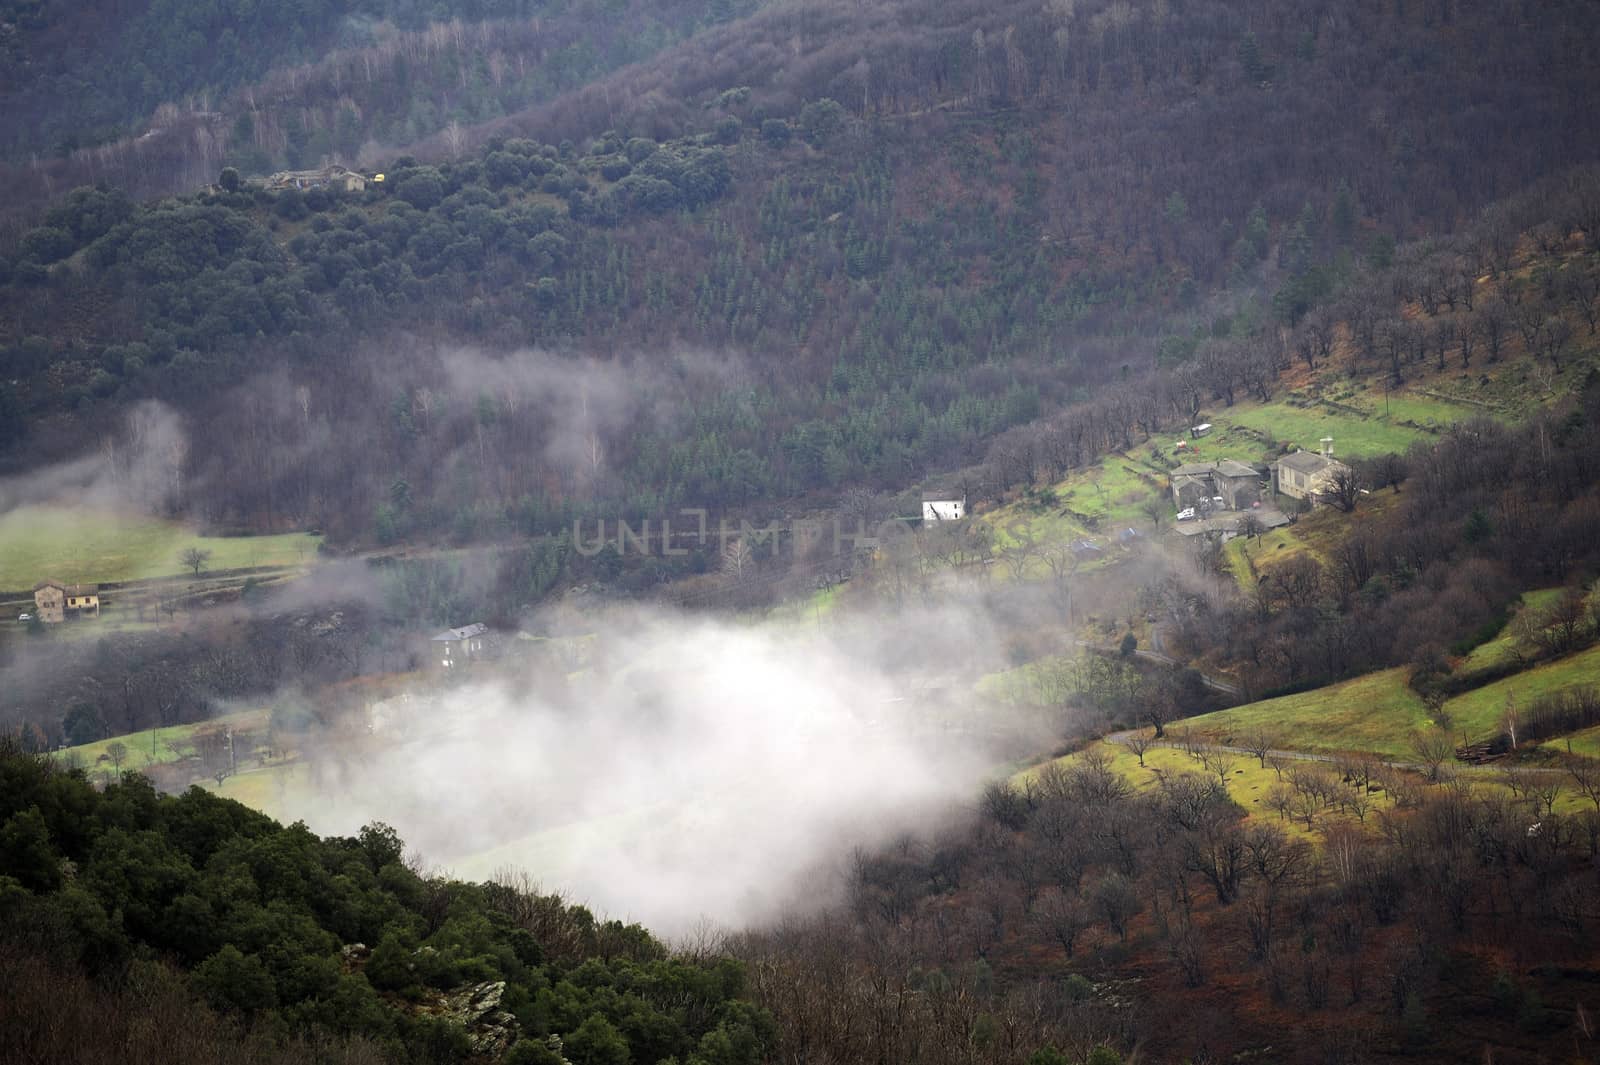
[57,707,270,772]
[1213,400,1430,459]
[1016,741,1349,840]
[0,505,320,589]
[1186,668,1429,759]
[1458,588,1565,673]
[1447,643,1600,741]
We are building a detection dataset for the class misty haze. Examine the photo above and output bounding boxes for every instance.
[4,1,1600,1062]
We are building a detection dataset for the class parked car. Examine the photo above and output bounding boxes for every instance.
[17,612,32,622]
[1176,507,1197,521]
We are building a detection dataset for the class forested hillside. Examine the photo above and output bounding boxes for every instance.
[3,0,1600,545]
[0,0,760,164]
[0,743,778,1064]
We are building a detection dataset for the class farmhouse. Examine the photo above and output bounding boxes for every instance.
[265,165,367,193]
[921,489,966,522]
[1213,459,1266,509]
[1169,459,1268,511]
[32,580,100,623]
[432,622,490,671]
[1274,439,1351,503]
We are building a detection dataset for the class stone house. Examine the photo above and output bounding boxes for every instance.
[1212,459,1266,509]
[1169,462,1219,508]
[1274,439,1351,503]
[432,623,490,671]
[32,580,100,622]
[265,165,367,193]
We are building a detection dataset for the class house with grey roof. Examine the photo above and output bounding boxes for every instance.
[1212,459,1267,509]
[1168,454,1271,516]
[431,622,491,671]
[1273,439,1351,503]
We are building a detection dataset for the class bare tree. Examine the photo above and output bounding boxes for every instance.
[1409,729,1455,783]
[193,727,235,787]
[1477,297,1510,361]
[180,546,212,577]
[1199,747,1237,789]
[1541,315,1574,371]
[1029,888,1089,957]
[1242,727,1278,768]
[1119,729,1154,768]
[1319,465,1364,513]
[1565,757,1600,811]
[998,527,1040,581]
[105,740,128,778]
[1140,495,1168,531]
[1566,265,1600,333]
[1525,774,1564,818]
[1236,512,1266,545]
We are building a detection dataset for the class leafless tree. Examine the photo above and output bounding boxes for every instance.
[1541,314,1574,371]
[1566,265,1600,333]
[180,546,212,577]
[193,727,235,787]
[1319,465,1363,513]
[1140,495,1168,531]
[1028,888,1089,958]
[1409,729,1455,783]
[1242,727,1278,768]
[1091,872,1142,941]
[1565,757,1600,811]
[1198,747,1237,789]
[1119,729,1154,767]
[105,740,128,777]
[1477,297,1510,361]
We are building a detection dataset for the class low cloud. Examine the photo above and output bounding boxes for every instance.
[275,600,1027,934]
[0,400,189,518]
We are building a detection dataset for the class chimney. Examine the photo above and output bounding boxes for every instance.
[1320,437,1333,458]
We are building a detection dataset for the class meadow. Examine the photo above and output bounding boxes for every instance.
[57,707,271,773]
[1183,668,1429,759]
[0,505,320,590]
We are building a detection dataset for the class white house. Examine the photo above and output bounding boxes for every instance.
[921,492,966,521]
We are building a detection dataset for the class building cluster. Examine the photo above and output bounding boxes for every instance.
[261,165,371,193]
[30,580,100,623]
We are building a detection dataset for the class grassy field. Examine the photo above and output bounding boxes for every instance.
[0,505,320,589]
[1213,399,1433,460]
[1551,725,1600,760]
[1016,741,1352,840]
[1458,588,1564,673]
[58,707,271,773]
[208,759,310,821]
[1179,636,1600,760]
[1224,492,1404,596]
[1446,642,1600,742]
[1184,668,1429,759]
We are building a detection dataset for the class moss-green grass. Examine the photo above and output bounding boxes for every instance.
[1185,668,1430,759]
[1445,643,1600,742]
[206,759,311,821]
[1352,394,1487,428]
[1458,588,1565,673]
[1016,741,1345,840]
[57,707,271,772]
[0,505,320,589]
[1213,400,1431,459]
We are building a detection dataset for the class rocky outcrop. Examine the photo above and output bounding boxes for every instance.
[431,980,519,1058]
